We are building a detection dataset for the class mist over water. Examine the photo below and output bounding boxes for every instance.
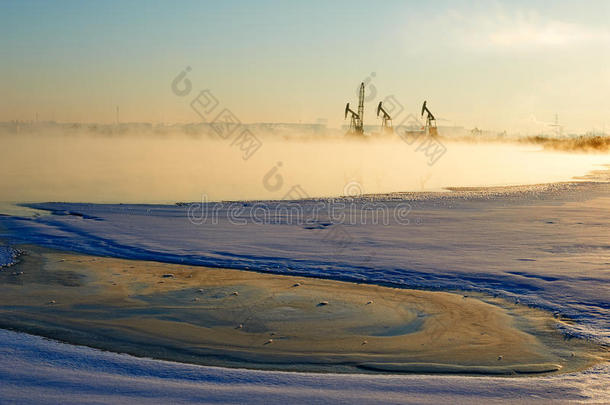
[0,130,608,204]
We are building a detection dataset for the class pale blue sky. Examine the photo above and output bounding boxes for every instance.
[1,0,609,132]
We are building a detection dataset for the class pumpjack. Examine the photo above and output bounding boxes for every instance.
[377,101,393,134]
[421,100,438,137]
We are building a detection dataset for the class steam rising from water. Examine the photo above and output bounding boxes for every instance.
[0,130,608,203]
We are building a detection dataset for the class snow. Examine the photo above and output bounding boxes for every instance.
[0,182,608,402]
[0,328,607,404]
[0,183,608,342]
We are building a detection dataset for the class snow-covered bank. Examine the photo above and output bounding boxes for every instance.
[1,179,609,403]
[1,181,609,343]
[0,328,607,404]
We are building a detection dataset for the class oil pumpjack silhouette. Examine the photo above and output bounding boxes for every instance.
[421,100,438,137]
[377,101,392,134]
[343,83,438,137]
[344,83,365,136]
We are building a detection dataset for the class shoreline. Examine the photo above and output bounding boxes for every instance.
[0,166,608,209]
[0,244,606,376]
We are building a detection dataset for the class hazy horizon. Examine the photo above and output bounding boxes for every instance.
[2,0,609,134]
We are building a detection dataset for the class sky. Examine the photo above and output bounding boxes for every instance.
[1,0,609,133]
